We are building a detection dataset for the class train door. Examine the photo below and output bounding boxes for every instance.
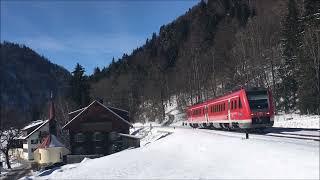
[228,99,231,122]
[205,106,208,123]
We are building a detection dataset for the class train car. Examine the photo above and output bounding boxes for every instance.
[187,87,274,129]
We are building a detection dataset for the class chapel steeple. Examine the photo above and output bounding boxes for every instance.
[48,91,57,136]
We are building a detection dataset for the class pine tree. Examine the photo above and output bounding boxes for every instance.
[304,0,320,27]
[69,63,90,108]
[92,67,101,82]
[278,0,302,113]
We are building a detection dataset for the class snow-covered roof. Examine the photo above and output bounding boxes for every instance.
[21,120,44,130]
[68,107,86,115]
[119,133,140,139]
[107,106,128,113]
[20,120,50,139]
[62,100,132,129]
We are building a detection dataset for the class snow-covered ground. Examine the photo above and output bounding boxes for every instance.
[20,99,319,179]
[28,127,319,179]
[273,114,320,129]
[0,153,22,177]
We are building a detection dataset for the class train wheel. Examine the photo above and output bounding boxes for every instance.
[223,123,231,131]
[198,124,203,128]
[203,123,208,129]
[209,123,214,129]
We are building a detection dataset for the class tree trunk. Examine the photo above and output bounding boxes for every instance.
[5,150,11,169]
[270,51,277,115]
[161,98,166,123]
[211,50,216,97]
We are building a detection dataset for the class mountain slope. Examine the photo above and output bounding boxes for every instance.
[0,41,71,121]
[91,0,320,121]
[90,0,267,121]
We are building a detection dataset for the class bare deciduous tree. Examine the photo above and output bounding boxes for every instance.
[0,107,21,169]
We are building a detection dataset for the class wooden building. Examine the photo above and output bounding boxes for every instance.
[62,100,135,158]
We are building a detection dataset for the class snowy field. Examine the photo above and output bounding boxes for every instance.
[273,114,320,129]
[29,127,319,179]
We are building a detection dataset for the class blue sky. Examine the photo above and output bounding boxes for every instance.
[1,0,198,74]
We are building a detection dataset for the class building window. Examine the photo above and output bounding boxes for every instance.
[31,139,38,144]
[74,147,85,155]
[95,146,104,154]
[92,132,104,141]
[239,97,242,108]
[74,133,85,143]
[39,153,41,160]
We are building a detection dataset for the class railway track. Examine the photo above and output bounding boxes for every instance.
[177,125,320,142]
[134,125,320,141]
[260,131,320,141]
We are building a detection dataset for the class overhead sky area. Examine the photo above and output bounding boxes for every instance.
[1,0,198,74]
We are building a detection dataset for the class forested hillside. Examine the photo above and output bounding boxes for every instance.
[0,42,71,124]
[89,0,319,122]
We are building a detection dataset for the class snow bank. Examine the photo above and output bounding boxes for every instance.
[35,128,319,179]
[0,154,22,177]
[274,114,320,129]
[136,96,186,126]
[0,154,22,169]
[130,126,173,146]
[162,97,186,126]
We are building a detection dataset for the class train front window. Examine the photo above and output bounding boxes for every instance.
[246,90,269,112]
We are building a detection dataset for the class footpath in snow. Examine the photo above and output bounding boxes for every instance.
[31,127,319,179]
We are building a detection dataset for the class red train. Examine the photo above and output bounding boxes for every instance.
[187,87,274,129]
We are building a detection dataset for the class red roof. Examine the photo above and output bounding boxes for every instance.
[38,135,51,149]
[37,135,65,149]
